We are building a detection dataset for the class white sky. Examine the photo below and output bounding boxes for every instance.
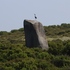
[0,0,70,31]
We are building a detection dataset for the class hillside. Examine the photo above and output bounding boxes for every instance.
[44,23,70,37]
[0,23,70,42]
[0,23,70,70]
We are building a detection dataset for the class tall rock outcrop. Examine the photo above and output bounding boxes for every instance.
[24,19,48,50]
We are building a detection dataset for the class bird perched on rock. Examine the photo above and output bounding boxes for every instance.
[34,14,37,19]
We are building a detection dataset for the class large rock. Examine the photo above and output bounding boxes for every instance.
[24,19,48,50]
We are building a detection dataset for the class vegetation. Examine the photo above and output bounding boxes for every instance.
[44,23,70,37]
[0,23,70,70]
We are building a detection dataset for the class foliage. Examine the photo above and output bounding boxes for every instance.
[0,23,70,70]
[0,39,70,70]
[44,23,70,37]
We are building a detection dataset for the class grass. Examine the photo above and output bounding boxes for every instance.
[47,36,70,41]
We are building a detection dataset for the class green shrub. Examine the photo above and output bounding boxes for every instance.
[63,40,70,55]
[48,40,64,55]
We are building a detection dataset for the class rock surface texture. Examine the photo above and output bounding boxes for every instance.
[24,19,48,50]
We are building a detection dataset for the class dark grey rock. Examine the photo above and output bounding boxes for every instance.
[24,19,48,50]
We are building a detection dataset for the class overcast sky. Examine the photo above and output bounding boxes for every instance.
[0,0,70,31]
